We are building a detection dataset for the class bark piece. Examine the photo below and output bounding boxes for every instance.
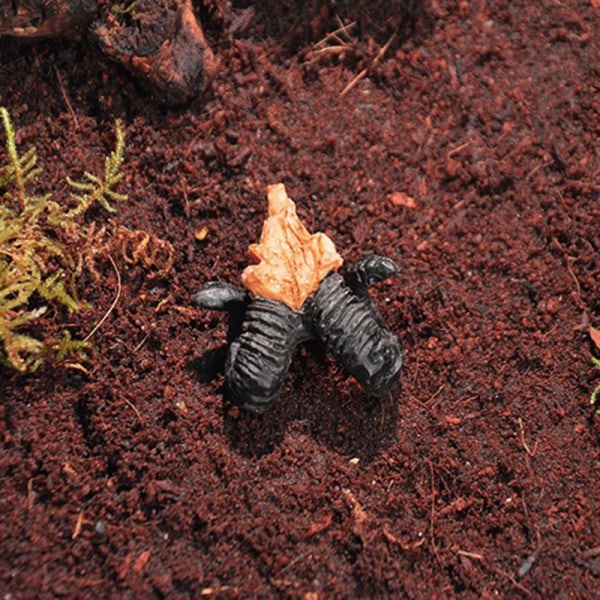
[93,0,216,105]
[0,0,97,38]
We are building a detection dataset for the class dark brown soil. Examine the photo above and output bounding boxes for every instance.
[1,1,600,598]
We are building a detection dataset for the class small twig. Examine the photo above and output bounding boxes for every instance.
[124,396,143,424]
[313,20,356,48]
[311,46,350,57]
[132,334,149,354]
[408,384,447,425]
[335,15,356,41]
[63,362,91,375]
[447,142,470,158]
[413,383,445,409]
[457,549,485,560]
[525,160,552,181]
[83,255,121,342]
[27,478,35,511]
[155,294,173,313]
[551,235,582,302]
[566,256,582,299]
[181,177,190,218]
[340,66,371,98]
[200,586,237,596]
[340,32,396,97]
[499,570,533,597]
[383,524,425,551]
[518,417,539,457]
[564,178,600,192]
[54,65,79,130]
[306,19,354,66]
[72,511,85,539]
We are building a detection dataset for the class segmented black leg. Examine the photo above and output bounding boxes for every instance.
[225,298,310,414]
[193,281,249,311]
[193,281,250,342]
[309,272,403,396]
[345,255,399,299]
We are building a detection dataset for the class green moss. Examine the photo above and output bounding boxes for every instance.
[0,108,126,372]
[591,356,600,415]
[63,119,127,220]
[112,1,139,16]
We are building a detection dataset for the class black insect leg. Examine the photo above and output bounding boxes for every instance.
[193,281,249,342]
[224,298,311,414]
[344,255,399,299]
[310,272,403,397]
[193,281,249,310]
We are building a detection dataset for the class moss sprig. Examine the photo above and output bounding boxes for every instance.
[0,109,42,202]
[0,108,126,371]
[591,356,600,414]
[63,119,127,219]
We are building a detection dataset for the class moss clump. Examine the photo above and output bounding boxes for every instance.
[0,108,126,372]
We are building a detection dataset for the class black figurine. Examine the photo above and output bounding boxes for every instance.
[194,184,403,413]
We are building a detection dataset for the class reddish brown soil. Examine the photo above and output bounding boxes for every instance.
[1,1,600,598]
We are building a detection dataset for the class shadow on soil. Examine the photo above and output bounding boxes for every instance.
[193,341,400,460]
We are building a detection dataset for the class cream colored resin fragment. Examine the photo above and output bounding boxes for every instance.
[241,183,343,311]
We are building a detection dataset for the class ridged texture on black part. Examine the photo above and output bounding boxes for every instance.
[224,298,306,413]
[345,255,399,296]
[310,273,403,396]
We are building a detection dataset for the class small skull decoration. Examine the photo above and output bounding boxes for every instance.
[194,184,403,413]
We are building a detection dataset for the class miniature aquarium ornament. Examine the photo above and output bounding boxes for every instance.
[194,184,403,413]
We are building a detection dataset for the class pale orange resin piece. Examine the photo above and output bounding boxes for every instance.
[241,183,343,311]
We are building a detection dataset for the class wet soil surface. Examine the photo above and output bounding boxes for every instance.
[1,1,600,597]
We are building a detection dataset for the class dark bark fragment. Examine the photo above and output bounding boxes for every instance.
[93,0,217,105]
[0,0,98,38]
